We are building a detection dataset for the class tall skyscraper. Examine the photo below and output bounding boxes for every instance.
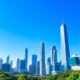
[60,23,70,70]
[40,42,46,76]
[6,55,10,64]
[25,48,28,72]
[32,55,37,75]
[16,58,20,73]
[50,46,57,64]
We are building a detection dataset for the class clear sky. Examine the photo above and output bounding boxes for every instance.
[0,0,80,67]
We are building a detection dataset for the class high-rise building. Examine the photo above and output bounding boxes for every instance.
[6,55,10,64]
[25,48,28,72]
[10,60,13,72]
[29,64,33,74]
[32,55,37,65]
[0,58,3,70]
[40,42,46,76]
[20,60,26,73]
[2,63,10,72]
[32,55,37,75]
[50,46,57,64]
[52,61,62,74]
[47,57,51,64]
[36,61,40,76]
[47,57,52,75]
[60,23,70,71]
[16,58,20,73]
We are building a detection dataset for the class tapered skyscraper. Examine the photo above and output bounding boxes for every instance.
[40,42,46,76]
[60,23,70,71]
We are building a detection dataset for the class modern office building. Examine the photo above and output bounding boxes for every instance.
[47,57,51,64]
[10,60,13,72]
[6,55,10,64]
[50,46,57,64]
[52,61,62,74]
[2,63,10,72]
[32,55,37,65]
[20,60,26,73]
[53,62,62,72]
[16,58,20,73]
[70,54,80,70]
[29,64,33,74]
[70,54,80,66]
[25,48,28,72]
[60,23,70,71]
[0,58,3,70]
[46,57,52,75]
[36,61,40,76]
[47,64,52,75]
[32,55,37,75]
[40,42,46,76]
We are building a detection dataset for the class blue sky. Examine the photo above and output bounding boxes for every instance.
[0,0,80,67]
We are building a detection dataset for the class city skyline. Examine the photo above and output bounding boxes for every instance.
[0,22,80,67]
[0,0,80,67]
[0,22,80,76]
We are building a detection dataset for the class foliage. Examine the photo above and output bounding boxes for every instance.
[0,70,80,80]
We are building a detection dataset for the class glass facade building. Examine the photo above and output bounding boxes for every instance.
[70,55,80,66]
[60,23,70,71]
[40,42,46,76]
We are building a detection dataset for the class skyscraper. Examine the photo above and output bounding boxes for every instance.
[50,46,57,64]
[25,48,28,72]
[36,61,40,76]
[10,60,13,72]
[29,64,33,74]
[47,57,51,64]
[60,23,70,70]
[2,63,10,72]
[47,57,52,75]
[50,46,58,74]
[40,42,46,76]
[32,55,37,75]
[20,60,26,73]
[32,55,37,65]
[16,58,20,73]
[6,55,10,64]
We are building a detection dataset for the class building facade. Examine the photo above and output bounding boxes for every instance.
[32,55,37,75]
[50,46,57,64]
[60,23,70,71]
[40,42,46,76]
[25,48,28,72]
